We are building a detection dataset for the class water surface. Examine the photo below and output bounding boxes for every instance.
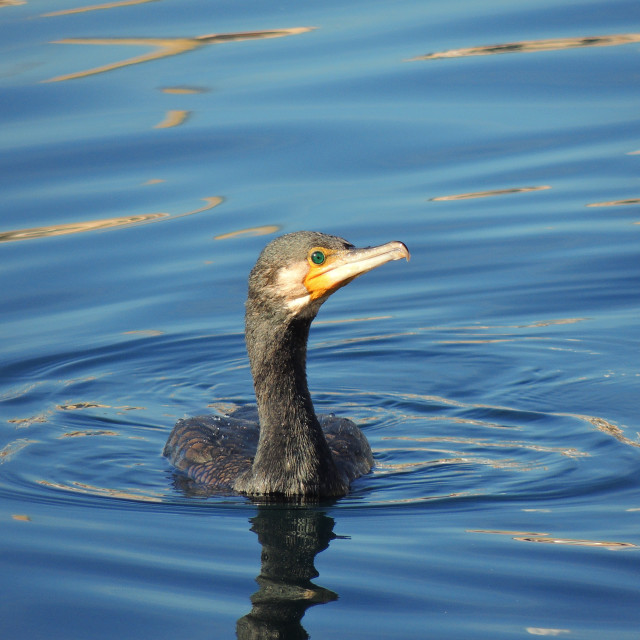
[1,0,639,638]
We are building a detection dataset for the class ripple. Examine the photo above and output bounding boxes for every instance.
[1,332,637,513]
[0,385,634,512]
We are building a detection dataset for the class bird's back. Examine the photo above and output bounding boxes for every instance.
[163,406,373,495]
[163,411,258,490]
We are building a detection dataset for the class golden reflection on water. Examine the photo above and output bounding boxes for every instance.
[431,186,550,201]
[41,0,158,17]
[160,86,207,95]
[58,430,119,438]
[586,198,640,207]
[8,414,48,427]
[559,414,640,449]
[382,435,587,459]
[215,225,281,240]
[420,319,586,330]
[0,439,36,463]
[469,529,636,550]
[315,315,392,326]
[57,402,144,413]
[123,329,164,336]
[0,212,166,243]
[154,109,190,128]
[44,27,314,83]
[526,629,571,637]
[57,402,108,411]
[513,536,635,550]
[437,337,547,345]
[11,514,32,522]
[39,479,165,502]
[369,491,475,505]
[519,318,585,328]
[0,196,222,243]
[410,33,640,61]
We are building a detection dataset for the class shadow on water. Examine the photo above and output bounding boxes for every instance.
[236,504,338,640]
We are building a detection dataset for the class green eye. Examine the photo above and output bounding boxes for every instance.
[310,250,326,265]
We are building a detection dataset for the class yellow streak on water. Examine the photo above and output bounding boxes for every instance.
[39,480,165,503]
[382,435,588,458]
[0,196,223,243]
[410,33,640,61]
[56,404,144,414]
[586,198,640,207]
[215,225,281,240]
[437,337,547,344]
[420,319,586,330]
[431,186,551,201]
[557,414,640,449]
[0,213,167,242]
[469,529,636,550]
[0,439,37,463]
[58,430,120,438]
[57,402,109,411]
[123,329,164,336]
[512,536,636,550]
[154,109,190,128]
[8,414,49,427]
[160,86,207,94]
[43,28,315,83]
[315,315,392,326]
[41,0,158,17]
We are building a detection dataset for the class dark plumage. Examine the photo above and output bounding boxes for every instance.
[164,231,410,498]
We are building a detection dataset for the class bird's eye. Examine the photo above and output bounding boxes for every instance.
[310,250,326,265]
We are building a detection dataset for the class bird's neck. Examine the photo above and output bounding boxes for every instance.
[242,307,345,495]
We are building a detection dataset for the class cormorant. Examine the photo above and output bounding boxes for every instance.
[164,231,410,497]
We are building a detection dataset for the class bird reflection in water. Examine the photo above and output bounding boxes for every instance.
[170,477,339,640]
[236,505,338,640]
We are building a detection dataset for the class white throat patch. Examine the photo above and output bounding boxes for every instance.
[274,262,313,316]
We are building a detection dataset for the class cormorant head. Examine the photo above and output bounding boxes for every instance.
[247,231,410,320]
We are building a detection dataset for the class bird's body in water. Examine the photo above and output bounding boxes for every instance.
[164,231,410,498]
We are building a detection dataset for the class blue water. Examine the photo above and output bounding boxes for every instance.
[1,0,639,637]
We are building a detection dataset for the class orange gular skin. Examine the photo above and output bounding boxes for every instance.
[303,241,410,302]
